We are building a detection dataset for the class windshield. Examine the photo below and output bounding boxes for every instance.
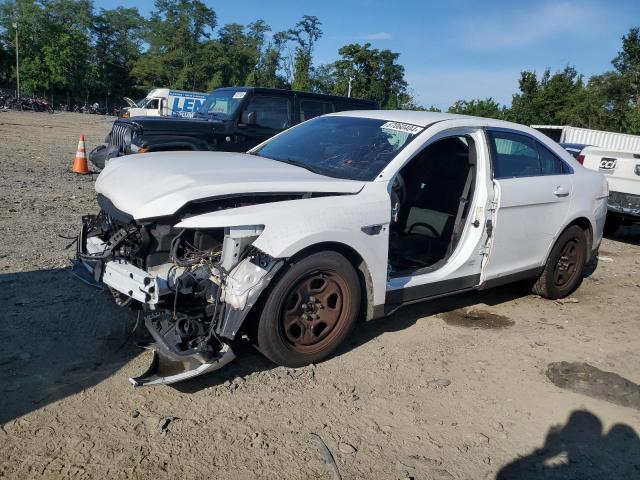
[253,116,423,181]
[136,97,149,108]
[196,89,246,118]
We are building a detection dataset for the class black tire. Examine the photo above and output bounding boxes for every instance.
[256,251,361,367]
[603,215,620,237]
[532,225,587,299]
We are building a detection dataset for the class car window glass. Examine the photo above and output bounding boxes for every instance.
[147,99,159,109]
[248,95,292,130]
[300,100,334,122]
[254,116,421,181]
[537,142,566,175]
[490,131,541,178]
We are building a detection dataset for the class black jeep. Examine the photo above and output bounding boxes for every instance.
[89,87,377,168]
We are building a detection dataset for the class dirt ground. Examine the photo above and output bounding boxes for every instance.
[1,111,639,480]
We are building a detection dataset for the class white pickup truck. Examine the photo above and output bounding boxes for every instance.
[579,146,640,234]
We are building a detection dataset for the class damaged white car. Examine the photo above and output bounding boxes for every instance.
[76,111,608,386]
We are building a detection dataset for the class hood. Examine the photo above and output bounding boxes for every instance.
[123,97,137,108]
[117,116,214,134]
[95,151,365,220]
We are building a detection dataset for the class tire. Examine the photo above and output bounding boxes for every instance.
[256,251,361,367]
[532,225,587,299]
[603,215,620,237]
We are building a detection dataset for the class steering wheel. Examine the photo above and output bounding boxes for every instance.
[408,222,441,239]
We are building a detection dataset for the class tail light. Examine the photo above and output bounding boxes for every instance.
[576,154,585,165]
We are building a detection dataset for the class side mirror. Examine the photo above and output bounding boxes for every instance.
[240,110,257,126]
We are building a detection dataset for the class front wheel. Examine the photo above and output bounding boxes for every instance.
[256,251,361,367]
[532,225,587,299]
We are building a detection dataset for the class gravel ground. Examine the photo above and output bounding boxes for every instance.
[1,111,639,480]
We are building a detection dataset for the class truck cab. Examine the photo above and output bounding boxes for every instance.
[90,87,378,168]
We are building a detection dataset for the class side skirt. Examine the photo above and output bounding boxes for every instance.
[478,267,542,291]
[383,274,481,316]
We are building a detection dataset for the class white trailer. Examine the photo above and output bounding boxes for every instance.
[532,125,640,153]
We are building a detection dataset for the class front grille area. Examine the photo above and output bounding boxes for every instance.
[110,123,130,149]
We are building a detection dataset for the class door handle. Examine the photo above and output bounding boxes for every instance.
[553,186,570,197]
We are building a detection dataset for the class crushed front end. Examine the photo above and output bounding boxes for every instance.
[75,195,282,386]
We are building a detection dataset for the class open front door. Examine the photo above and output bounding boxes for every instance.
[385,127,495,309]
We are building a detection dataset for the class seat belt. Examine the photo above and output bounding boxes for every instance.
[447,164,475,255]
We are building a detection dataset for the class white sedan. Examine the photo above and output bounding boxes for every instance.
[76,111,608,386]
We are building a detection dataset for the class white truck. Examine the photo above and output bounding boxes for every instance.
[532,125,640,152]
[534,125,640,234]
[123,88,208,118]
[579,146,640,234]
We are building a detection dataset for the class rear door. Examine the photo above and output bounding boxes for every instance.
[482,129,574,280]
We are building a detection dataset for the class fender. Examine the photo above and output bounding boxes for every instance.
[175,182,392,307]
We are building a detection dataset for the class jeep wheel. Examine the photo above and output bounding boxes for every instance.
[532,225,587,299]
[256,251,361,367]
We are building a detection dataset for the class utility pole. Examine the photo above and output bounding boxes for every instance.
[12,22,20,98]
[347,76,353,98]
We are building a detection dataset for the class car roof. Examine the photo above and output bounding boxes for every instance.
[213,86,378,105]
[327,109,539,131]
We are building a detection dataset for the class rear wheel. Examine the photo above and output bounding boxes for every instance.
[256,251,361,367]
[532,225,587,299]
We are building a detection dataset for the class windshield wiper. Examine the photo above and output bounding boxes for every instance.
[279,158,322,175]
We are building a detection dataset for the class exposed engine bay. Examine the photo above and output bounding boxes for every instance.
[76,196,284,386]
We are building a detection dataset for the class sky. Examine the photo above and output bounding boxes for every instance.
[93,0,640,109]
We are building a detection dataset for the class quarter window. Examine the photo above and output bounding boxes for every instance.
[537,142,568,175]
[489,130,569,178]
[246,95,292,130]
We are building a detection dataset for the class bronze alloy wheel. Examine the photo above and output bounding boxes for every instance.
[553,238,583,287]
[532,225,587,300]
[255,251,361,367]
[280,270,350,354]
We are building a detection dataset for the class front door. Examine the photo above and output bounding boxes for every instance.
[482,129,574,280]
[385,128,493,306]
[236,94,293,151]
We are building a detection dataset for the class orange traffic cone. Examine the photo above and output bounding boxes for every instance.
[72,135,89,174]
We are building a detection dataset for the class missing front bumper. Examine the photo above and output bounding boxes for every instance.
[129,343,235,386]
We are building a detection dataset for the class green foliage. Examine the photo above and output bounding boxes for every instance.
[288,15,322,91]
[330,42,408,108]
[448,98,505,118]
[0,0,637,135]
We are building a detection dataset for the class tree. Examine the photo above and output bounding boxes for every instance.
[333,43,408,108]
[288,15,322,91]
[93,7,144,102]
[448,98,505,118]
[612,27,640,106]
[0,0,95,97]
[132,0,216,90]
